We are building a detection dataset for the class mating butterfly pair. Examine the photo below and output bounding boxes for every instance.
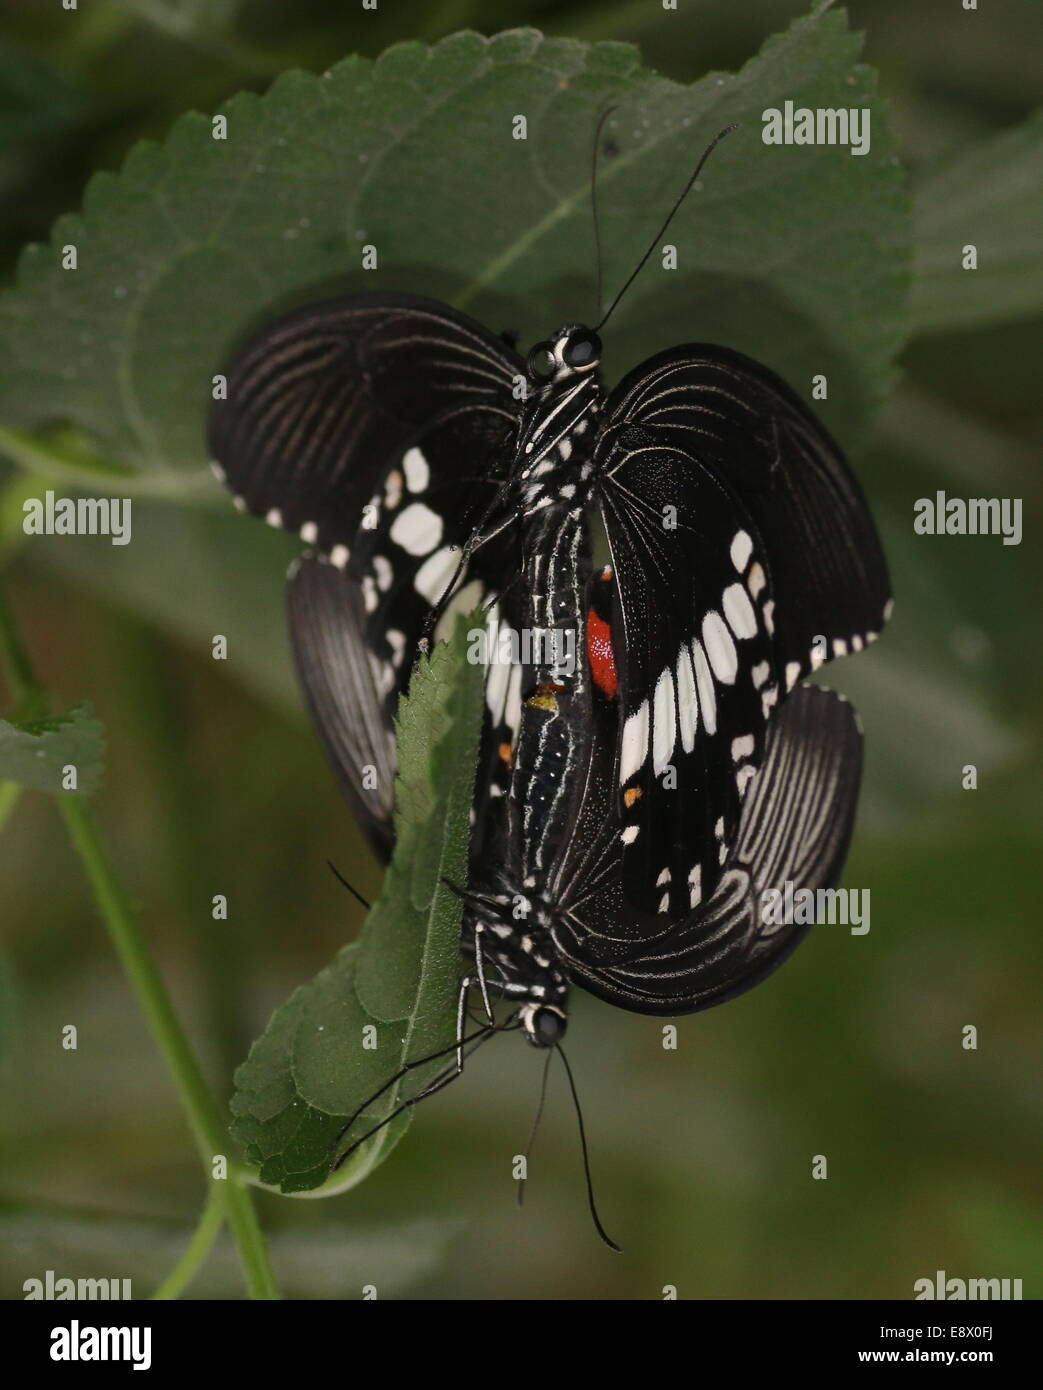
[208,134,890,1209]
[209,295,889,1018]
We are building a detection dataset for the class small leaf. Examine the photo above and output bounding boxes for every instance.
[911,107,1043,333]
[0,703,104,796]
[230,618,485,1195]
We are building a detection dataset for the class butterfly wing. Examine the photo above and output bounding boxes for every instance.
[593,344,889,917]
[286,556,397,862]
[209,293,527,848]
[555,683,863,1014]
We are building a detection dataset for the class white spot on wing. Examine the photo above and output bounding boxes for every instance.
[504,663,523,740]
[730,530,752,571]
[330,544,350,570]
[433,579,484,645]
[702,610,737,684]
[619,701,649,784]
[413,546,456,603]
[485,631,512,723]
[402,447,429,493]
[688,863,702,908]
[785,661,801,690]
[747,562,766,598]
[390,502,443,556]
[675,647,698,753]
[621,826,640,845]
[300,520,318,544]
[691,639,716,735]
[373,554,392,592]
[384,469,403,510]
[722,582,757,640]
[731,734,754,761]
[752,660,770,689]
[652,668,676,775]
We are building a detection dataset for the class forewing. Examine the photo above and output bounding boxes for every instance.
[211,293,527,853]
[595,343,889,915]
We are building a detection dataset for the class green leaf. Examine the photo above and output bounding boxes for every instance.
[0,703,104,796]
[230,619,485,1195]
[0,14,908,476]
[911,107,1043,333]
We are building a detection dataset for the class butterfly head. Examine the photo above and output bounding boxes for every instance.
[518,1001,568,1048]
[526,325,602,386]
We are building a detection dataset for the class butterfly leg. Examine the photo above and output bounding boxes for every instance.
[472,930,495,1026]
[331,1013,503,1171]
[330,981,486,1156]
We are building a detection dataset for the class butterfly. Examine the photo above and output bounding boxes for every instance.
[208,124,891,1226]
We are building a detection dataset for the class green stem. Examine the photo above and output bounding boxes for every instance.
[58,799,222,1161]
[0,589,279,1300]
[0,589,43,707]
[56,796,279,1300]
[0,781,21,835]
[151,1186,226,1300]
[223,1181,279,1300]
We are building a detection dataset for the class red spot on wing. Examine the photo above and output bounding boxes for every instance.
[587,607,618,700]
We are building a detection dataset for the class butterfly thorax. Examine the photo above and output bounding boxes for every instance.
[461,890,570,1044]
[511,325,605,519]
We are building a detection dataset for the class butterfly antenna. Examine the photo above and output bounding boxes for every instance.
[517,1046,555,1209]
[594,122,739,334]
[591,103,621,319]
[555,1043,623,1253]
[327,860,371,912]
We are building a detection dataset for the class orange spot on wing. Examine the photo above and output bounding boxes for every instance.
[498,742,513,767]
[623,787,642,808]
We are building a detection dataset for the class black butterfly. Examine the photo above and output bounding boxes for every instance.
[208,126,890,1214]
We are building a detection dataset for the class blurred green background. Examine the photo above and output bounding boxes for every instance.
[1,0,1040,1299]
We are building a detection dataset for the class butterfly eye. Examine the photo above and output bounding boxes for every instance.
[528,1007,567,1047]
[527,342,556,380]
[563,330,601,369]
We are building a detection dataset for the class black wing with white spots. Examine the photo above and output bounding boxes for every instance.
[554,684,863,1014]
[593,344,890,920]
[209,294,530,844]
